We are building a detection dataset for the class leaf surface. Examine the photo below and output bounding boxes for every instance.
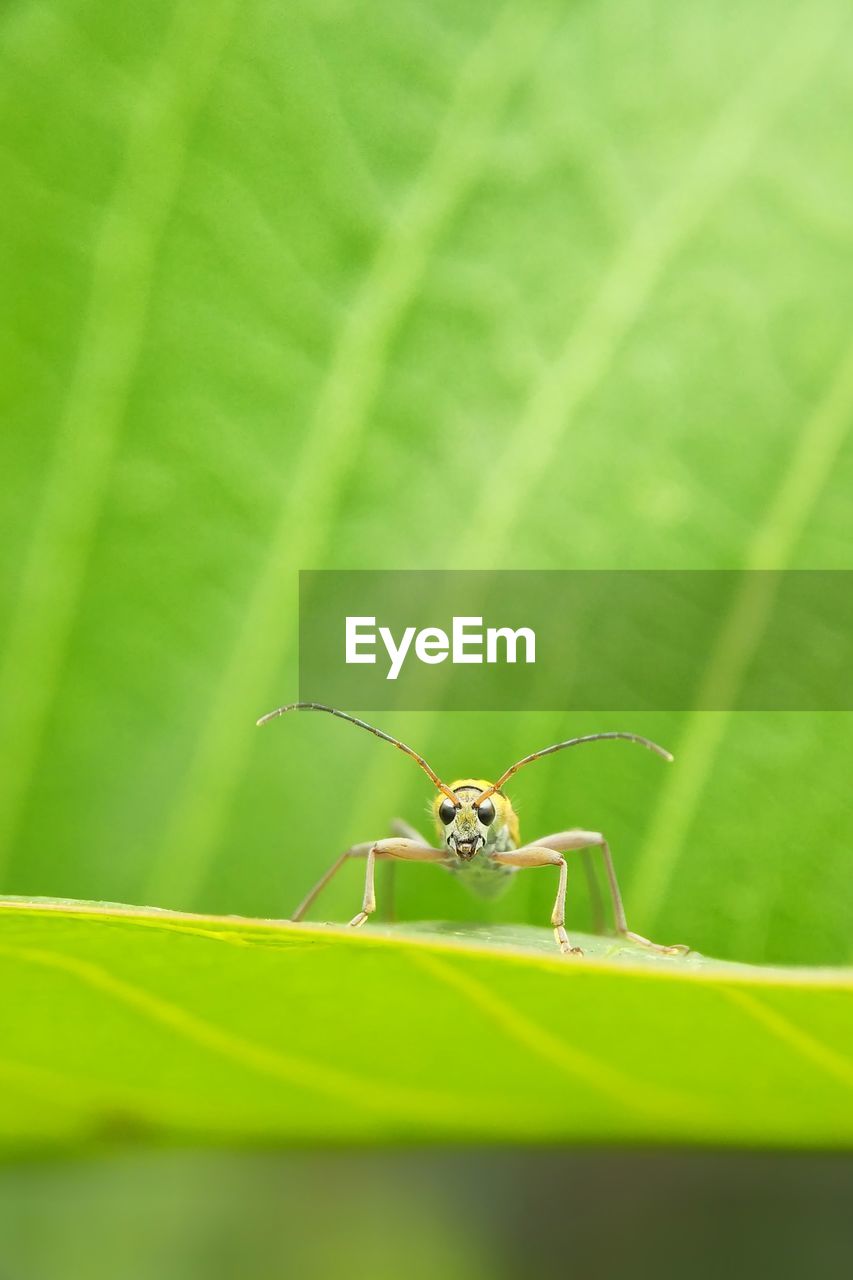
[1,899,850,1151]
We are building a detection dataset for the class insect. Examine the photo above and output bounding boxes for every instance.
[257,702,687,956]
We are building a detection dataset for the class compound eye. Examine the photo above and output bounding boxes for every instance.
[439,798,458,826]
[476,798,495,827]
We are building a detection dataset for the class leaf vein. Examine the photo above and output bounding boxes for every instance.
[333,0,850,852]
[455,0,848,566]
[412,950,702,1121]
[631,335,853,924]
[721,986,853,1090]
[0,939,458,1120]
[0,0,241,878]
[144,0,564,905]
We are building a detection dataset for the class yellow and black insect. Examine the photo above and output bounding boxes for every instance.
[257,702,687,956]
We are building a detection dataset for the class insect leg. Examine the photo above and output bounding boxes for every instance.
[384,820,428,922]
[292,820,436,923]
[349,838,447,929]
[523,830,689,955]
[491,847,582,956]
[581,849,605,934]
[291,842,374,921]
[349,845,379,927]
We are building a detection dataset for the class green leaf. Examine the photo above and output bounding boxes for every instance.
[1,899,851,1151]
[2,0,853,994]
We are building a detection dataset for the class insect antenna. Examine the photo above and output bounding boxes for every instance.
[256,701,458,802]
[476,731,673,803]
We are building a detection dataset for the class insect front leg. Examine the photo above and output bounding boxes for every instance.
[291,821,434,923]
[525,830,689,955]
[491,847,582,956]
[291,841,374,922]
[349,838,447,929]
[381,820,430,922]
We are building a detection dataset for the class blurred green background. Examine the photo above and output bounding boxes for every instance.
[3,0,853,1266]
[1,1149,851,1280]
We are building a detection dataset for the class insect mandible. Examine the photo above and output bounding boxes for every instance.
[257,702,688,956]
